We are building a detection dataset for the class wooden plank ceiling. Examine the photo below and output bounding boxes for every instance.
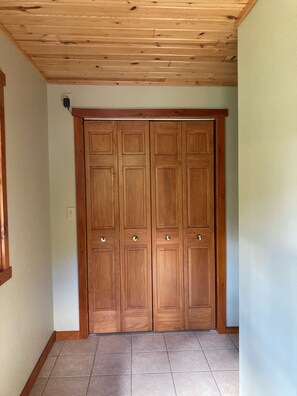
[0,1,254,86]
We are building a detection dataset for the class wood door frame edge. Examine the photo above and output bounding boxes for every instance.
[73,108,228,337]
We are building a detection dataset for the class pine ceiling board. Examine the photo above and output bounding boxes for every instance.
[5,24,236,37]
[32,54,229,62]
[46,78,236,86]
[18,41,237,56]
[33,58,234,68]
[7,28,236,42]
[5,0,248,4]
[0,0,254,85]
[0,3,244,19]
[2,16,237,30]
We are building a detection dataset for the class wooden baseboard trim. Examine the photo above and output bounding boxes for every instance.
[56,330,80,340]
[20,331,56,396]
[226,326,239,334]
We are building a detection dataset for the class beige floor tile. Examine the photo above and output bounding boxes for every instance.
[169,350,210,373]
[51,355,94,377]
[97,334,131,354]
[37,356,57,378]
[214,370,239,396]
[197,333,236,350]
[173,372,221,396]
[132,333,166,353]
[132,373,176,396]
[204,349,239,371]
[132,352,170,374]
[28,378,47,396]
[49,340,64,356]
[43,376,89,396]
[165,332,201,351]
[229,334,239,349]
[88,375,131,396]
[60,336,98,355]
[92,353,131,375]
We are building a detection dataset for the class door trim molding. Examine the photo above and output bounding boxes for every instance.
[73,108,228,338]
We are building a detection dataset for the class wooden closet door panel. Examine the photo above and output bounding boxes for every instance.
[151,122,184,331]
[85,121,121,333]
[118,121,152,332]
[182,121,216,330]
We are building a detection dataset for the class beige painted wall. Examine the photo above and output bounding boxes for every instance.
[0,33,53,396]
[238,0,297,394]
[47,84,239,329]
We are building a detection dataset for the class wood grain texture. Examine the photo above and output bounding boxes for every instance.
[0,70,11,286]
[118,121,153,332]
[74,116,89,339]
[56,331,80,340]
[20,332,56,396]
[72,108,228,119]
[74,109,227,335]
[234,0,258,27]
[226,326,239,334]
[214,116,227,334]
[84,121,121,334]
[151,121,184,331]
[0,1,252,85]
[182,121,216,330]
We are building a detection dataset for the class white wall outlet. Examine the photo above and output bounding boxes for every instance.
[67,207,75,221]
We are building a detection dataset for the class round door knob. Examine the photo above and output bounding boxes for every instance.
[100,236,107,243]
[196,234,203,241]
[132,235,139,242]
[165,235,171,241]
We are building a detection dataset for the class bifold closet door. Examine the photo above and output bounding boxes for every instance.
[150,122,184,331]
[84,121,121,333]
[85,120,152,334]
[151,121,216,332]
[118,121,152,332]
[182,121,215,329]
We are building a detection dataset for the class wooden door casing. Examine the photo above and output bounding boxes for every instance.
[118,121,153,332]
[75,109,227,339]
[150,122,184,331]
[182,121,216,329]
[84,121,121,333]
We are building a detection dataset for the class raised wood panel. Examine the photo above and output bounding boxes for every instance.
[90,132,113,155]
[154,122,179,153]
[156,248,179,309]
[186,131,210,154]
[118,121,152,332]
[92,249,117,311]
[187,167,208,227]
[124,247,148,309]
[155,167,179,228]
[123,167,146,228]
[90,167,115,229]
[182,121,216,330]
[188,247,210,307]
[0,1,255,85]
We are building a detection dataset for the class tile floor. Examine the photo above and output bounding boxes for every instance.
[29,331,239,396]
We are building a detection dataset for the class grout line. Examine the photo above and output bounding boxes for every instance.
[194,331,223,396]
[164,333,178,396]
[229,334,240,350]
[40,342,64,396]
[86,335,100,395]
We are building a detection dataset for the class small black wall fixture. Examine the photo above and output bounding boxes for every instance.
[63,96,73,115]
